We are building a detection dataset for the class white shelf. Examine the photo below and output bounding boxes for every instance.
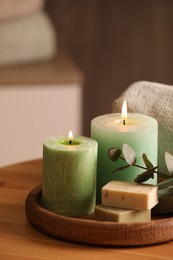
[0,52,83,166]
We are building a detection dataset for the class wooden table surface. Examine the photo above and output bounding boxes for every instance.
[0,159,173,260]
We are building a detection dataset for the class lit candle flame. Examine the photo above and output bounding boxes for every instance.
[122,100,127,125]
[68,130,73,144]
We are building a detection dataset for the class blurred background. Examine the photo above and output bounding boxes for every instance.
[1,0,173,166]
[46,0,173,134]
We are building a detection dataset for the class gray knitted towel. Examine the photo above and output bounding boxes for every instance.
[0,11,57,66]
[0,0,45,21]
[112,81,173,174]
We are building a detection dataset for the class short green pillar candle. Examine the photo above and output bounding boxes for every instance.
[42,134,98,217]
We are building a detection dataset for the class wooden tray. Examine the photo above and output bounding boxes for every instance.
[25,185,173,247]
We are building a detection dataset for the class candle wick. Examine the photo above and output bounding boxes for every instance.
[123,119,126,125]
[69,140,72,145]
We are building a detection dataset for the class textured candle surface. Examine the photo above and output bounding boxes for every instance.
[42,136,98,217]
[91,113,158,202]
[102,181,158,210]
[95,204,151,222]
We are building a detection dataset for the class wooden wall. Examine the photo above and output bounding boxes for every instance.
[46,0,173,135]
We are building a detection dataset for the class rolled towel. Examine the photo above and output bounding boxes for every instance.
[0,0,45,21]
[112,81,173,174]
[0,11,57,66]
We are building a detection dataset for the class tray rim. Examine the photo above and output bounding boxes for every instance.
[25,185,173,247]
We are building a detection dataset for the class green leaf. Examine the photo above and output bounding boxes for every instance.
[165,152,173,176]
[142,153,153,169]
[134,166,158,183]
[108,148,121,161]
[158,186,173,198]
[158,178,173,190]
[112,165,130,173]
[122,143,136,165]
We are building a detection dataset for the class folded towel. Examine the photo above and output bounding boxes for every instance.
[0,0,45,21]
[112,81,173,174]
[0,11,57,66]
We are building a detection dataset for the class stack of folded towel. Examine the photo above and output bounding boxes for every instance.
[0,0,57,66]
[112,81,173,174]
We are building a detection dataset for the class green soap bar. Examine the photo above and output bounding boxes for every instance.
[95,204,151,222]
[42,135,98,217]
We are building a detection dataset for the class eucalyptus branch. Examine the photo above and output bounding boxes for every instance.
[119,155,171,179]
[108,143,173,187]
[158,186,173,198]
[158,179,173,189]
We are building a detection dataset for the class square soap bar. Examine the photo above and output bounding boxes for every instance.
[102,181,158,210]
[95,204,151,222]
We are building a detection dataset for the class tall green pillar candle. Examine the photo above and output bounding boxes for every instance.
[42,134,98,217]
[91,113,158,203]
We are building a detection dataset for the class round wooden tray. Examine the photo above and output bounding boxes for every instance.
[25,185,173,247]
